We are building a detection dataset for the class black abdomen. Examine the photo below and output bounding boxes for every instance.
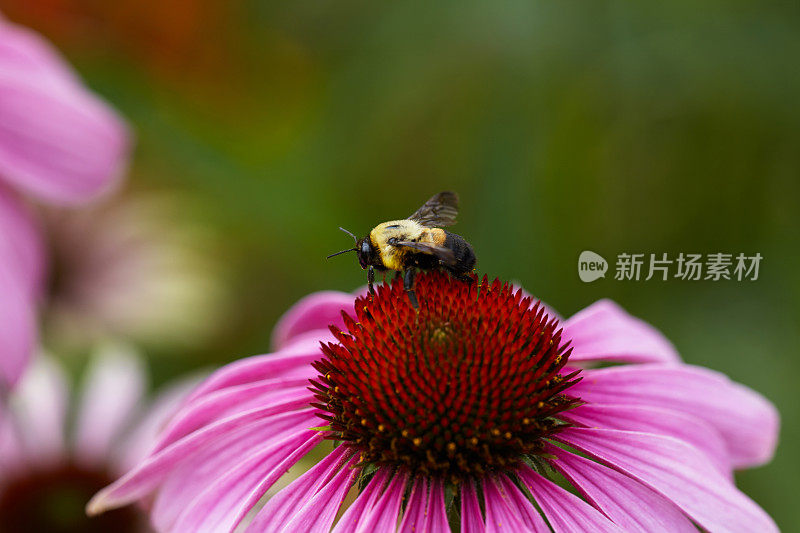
[444,231,476,275]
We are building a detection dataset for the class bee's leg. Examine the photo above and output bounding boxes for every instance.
[403,268,419,309]
[394,271,402,280]
[368,266,375,294]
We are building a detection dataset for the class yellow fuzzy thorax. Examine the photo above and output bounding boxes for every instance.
[369,220,444,271]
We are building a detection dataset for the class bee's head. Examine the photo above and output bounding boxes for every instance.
[355,237,375,269]
[327,227,375,269]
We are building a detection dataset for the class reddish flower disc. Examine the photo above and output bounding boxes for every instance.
[311,271,581,481]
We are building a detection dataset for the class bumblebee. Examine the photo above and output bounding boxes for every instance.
[327,191,476,308]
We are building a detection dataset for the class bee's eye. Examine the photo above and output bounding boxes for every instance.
[361,241,371,256]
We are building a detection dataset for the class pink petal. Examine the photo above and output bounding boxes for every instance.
[113,373,204,473]
[546,444,696,532]
[272,290,356,350]
[171,431,322,532]
[246,445,354,531]
[354,470,407,533]
[149,411,319,531]
[184,339,326,405]
[153,377,313,453]
[278,453,360,533]
[424,478,450,532]
[572,364,779,468]
[73,343,146,467]
[9,356,69,465]
[0,185,43,296]
[0,18,81,88]
[87,405,317,514]
[0,21,129,205]
[280,327,340,351]
[563,299,680,364]
[0,260,35,390]
[482,477,540,532]
[557,427,778,533]
[397,477,428,533]
[333,468,391,533]
[563,403,731,477]
[0,187,39,386]
[496,476,551,532]
[396,477,449,532]
[517,465,623,533]
[460,481,484,533]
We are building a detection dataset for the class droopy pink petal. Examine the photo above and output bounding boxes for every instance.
[397,477,448,533]
[496,476,551,532]
[277,453,359,533]
[0,20,129,205]
[0,185,43,296]
[0,187,39,385]
[0,17,80,88]
[87,404,317,514]
[424,478,450,532]
[518,465,623,533]
[171,431,322,532]
[153,378,313,452]
[0,261,35,390]
[563,403,731,477]
[246,445,353,531]
[272,290,356,350]
[280,327,340,351]
[546,444,696,532]
[572,364,779,468]
[184,339,326,404]
[9,356,69,465]
[397,477,428,533]
[482,477,539,532]
[460,481,484,533]
[113,373,204,473]
[354,471,407,533]
[150,410,318,531]
[563,299,680,364]
[333,468,391,533]
[557,427,778,533]
[73,343,146,467]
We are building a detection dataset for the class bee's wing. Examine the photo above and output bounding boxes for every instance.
[407,191,459,228]
[393,240,457,266]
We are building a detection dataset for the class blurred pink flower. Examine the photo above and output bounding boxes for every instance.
[0,344,197,532]
[0,186,40,392]
[0,16,130,390]
[89,272,779,532]
[0,17,129,205]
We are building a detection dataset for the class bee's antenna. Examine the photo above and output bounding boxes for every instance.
[326,248,357,259]
[338,227,358,242]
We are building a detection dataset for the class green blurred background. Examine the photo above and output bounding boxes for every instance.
[4,0,798,529]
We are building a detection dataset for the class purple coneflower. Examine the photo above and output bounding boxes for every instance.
[0,15,129,390]
[0,344,194,532]
[89,272,779,532]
